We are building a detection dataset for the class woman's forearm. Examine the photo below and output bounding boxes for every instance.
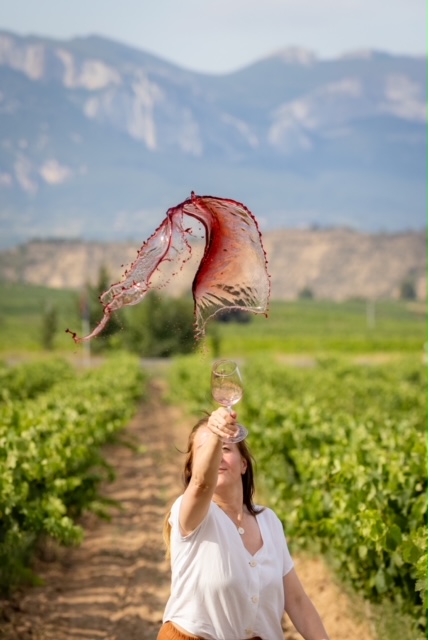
[287,593,330,640]
[191,408,236,491]
[191,430,223,491]
[284,569,330,640]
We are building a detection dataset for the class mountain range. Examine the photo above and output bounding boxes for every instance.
[0,31,426,249]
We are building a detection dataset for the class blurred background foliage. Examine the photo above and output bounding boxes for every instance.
[0,271,426,360]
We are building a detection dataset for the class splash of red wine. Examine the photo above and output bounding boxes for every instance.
[66,192,270,343]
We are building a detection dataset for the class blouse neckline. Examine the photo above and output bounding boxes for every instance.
[213,501,265,558]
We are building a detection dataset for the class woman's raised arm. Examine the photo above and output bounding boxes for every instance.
[178,408,237,535]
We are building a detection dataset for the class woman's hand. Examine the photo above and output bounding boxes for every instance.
[207,407,238,440]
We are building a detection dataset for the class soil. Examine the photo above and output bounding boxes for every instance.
[0,379,376,640]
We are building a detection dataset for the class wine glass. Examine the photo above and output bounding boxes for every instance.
[211,359,248,443]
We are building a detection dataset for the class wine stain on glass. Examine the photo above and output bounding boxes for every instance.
[211,359,248,443]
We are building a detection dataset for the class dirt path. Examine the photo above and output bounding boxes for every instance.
[0,380,376,640]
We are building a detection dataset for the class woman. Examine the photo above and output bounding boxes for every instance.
[158,407,330,640]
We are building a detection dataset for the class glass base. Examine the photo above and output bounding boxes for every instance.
[224,423,248,443]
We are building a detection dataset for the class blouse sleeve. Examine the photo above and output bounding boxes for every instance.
[169,495,208,542]
[268,508,294,576]
[282,531,294,576]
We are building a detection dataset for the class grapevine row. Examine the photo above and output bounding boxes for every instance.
[0,354,147,593]
[0,358,75,402]
[168,355,427,632]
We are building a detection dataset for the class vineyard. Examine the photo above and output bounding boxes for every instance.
[0,354,147,594]
[0,285,426,638]
[168,354,427,636]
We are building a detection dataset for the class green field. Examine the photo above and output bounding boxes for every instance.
[0,282,81,353]
[210,299,427,356]
[0,282,426,357]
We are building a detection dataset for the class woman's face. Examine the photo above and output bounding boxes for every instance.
[217,441,247,487]
[193,426,247,487]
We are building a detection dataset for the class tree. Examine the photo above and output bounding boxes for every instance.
[121,292,195,357]
[208,322,222,358]
[215,309,252,324]
[299,286,314,300]
[86,265,126,352]
[399,278,417,301]
[41,302,58,350]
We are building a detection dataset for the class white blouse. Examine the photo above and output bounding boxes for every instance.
[163,496,294,640]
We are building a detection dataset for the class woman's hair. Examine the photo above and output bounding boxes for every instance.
[163,416,263,557]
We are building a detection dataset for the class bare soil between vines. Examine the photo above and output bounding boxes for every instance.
[0,380,376,640]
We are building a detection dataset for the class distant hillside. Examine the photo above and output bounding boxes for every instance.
[0,230,426,301]
[0,30,426,249]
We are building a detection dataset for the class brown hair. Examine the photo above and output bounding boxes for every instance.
[163,416,263,557]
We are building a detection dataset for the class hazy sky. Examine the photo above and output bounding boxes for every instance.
[1,0,426,73]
